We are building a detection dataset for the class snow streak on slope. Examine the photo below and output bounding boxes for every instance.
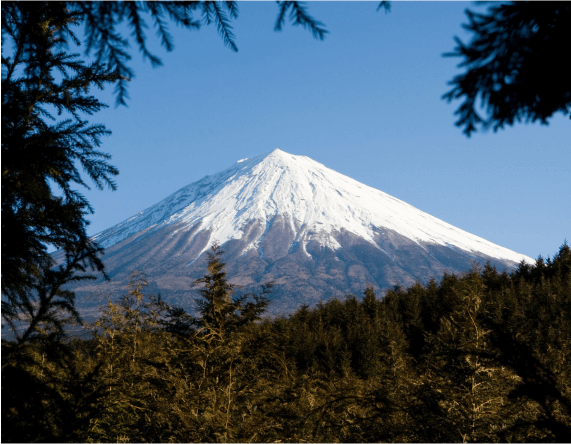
[92,149,533,265]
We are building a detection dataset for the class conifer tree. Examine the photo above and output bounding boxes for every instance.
[128,244,275,442]
[421,269,516,442]
[184,244,272,441]
[2,2,119,334]
[483,243,571,441]
[444,2,571,136]
[88,272,176,442]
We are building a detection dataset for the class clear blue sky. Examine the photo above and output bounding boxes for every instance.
[81,1,569,260]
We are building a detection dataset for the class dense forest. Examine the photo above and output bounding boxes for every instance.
[2,243,570,443]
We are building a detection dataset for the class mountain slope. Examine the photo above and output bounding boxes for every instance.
[73,149,533,316]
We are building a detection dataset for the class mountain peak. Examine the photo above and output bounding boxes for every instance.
[78,149,535,316]
[92,149,533,266]
[248,147,302,166]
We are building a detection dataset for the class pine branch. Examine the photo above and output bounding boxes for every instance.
[274,1,328,40]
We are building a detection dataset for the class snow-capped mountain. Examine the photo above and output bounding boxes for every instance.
[74,149,533,315]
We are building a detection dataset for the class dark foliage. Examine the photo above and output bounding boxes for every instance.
[2,2,118,334]
[444,2,571,136]
[70,0,388,105]
[192,244,272,339]
[3,242,570,442]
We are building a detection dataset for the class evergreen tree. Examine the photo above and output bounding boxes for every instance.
[2,2,119,334]
[420,269,516,442]
[483,243,571,441]
[444,2,571,136]
[183,244,272,441]
[124,244,275,442]
[193,243,271,342]
[88,272,175,442]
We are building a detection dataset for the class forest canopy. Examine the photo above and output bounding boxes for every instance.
[2,243,570,442]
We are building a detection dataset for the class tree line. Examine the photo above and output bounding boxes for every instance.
[3,243,570,442]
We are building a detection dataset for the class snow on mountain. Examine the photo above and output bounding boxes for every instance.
[92,148,533,265]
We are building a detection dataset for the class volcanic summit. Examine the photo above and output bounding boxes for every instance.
[72,149,533,315]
